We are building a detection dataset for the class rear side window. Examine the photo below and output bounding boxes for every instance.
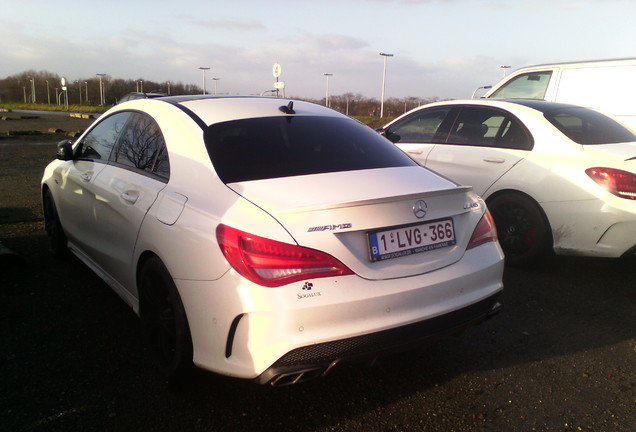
[110,112,170,179]
[490,71,553,100]
[544,107,636,144]
[205,116,417,183]
[446,106,533,150]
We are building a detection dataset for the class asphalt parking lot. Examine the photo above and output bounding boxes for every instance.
[1,126,635,432]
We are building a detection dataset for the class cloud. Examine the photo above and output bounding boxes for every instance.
[178,15,266,31]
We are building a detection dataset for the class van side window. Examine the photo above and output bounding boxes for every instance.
[490,71,553,100]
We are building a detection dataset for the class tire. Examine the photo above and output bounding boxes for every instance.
[139,257,193,382]
[487,193,552,267]
[43,189,68,258]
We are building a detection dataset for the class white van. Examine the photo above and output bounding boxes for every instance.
[483,58,636,130]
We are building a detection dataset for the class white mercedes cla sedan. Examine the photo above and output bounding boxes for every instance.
[41,96,504,385]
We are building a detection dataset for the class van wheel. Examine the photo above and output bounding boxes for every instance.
[487,193,552,267]
[43,189,68,258]
[139,257,193,382]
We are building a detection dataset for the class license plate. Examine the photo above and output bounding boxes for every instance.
[368,218,456,262]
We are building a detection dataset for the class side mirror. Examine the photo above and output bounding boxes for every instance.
[56,140,74,161]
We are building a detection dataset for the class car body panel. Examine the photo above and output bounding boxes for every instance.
[425,145,525,197]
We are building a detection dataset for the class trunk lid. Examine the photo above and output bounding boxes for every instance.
[583,142,636,163]
[227,166,484,279]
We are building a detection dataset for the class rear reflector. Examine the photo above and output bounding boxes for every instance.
[586,167,636,200]
[216,224,354,287]
[467,209,498,250]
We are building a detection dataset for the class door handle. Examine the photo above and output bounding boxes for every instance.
[80,171,93,182]
[406,150,424,155]
[483,157,506,163]
[121,190,140,204]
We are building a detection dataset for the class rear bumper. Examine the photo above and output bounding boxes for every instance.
[543,199,636,257]
[177,243,504,382]
[255,293,502,386]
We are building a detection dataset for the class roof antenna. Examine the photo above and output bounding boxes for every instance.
[279,101,295,114]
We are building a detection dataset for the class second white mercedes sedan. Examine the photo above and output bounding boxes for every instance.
[42,96,503,385]
[380,99,636,267]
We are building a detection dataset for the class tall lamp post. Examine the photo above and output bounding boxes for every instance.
[500,65,511,77]
[96,73,106,105]
[199,67,210,94]
[211,77,220,95]
[379,52,394,118]
[29,78,36,103]
[323,73,333,107]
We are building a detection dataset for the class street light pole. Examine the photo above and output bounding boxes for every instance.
[29,78,36,103]
[379,52,394,118]
[323,73,333,107]
[46,80,50,104]
[96,73,106,105]
[199,67,210,94]
[211,78,220,95]
[500,65,511,77]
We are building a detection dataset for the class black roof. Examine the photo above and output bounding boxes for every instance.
[498,99,589,113]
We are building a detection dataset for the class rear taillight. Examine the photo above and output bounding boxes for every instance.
[586,167,636,200]
[467,209,498,250]
[216,224,354,287]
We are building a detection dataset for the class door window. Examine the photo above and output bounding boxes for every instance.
[446,106,532,150]
[110,112,170,180]
[76,112,131,161]
[385,107,453,143]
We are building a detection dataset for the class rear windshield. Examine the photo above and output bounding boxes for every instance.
[544,107,636,144]
[204,116,417,183]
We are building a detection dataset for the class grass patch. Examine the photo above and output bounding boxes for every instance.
[0,102,108,114]
[354,116,396,129]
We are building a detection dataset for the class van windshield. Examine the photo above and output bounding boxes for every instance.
[490,71,552,100]
[544,107,636,144]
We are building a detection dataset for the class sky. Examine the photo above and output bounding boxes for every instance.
[2,0,636,101]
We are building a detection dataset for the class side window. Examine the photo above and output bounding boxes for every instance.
[76,112,131,161]
[446,106,532,150]
[490,71,553,99]
[385,108,452,143]
[110,112,170,179]
[447,107,497,145]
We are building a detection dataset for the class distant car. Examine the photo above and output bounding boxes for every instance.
[41,96,504,385]
[379,99,636,266]
[118,92,167,104]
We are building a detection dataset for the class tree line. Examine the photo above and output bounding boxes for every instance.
[0,70,441,117]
